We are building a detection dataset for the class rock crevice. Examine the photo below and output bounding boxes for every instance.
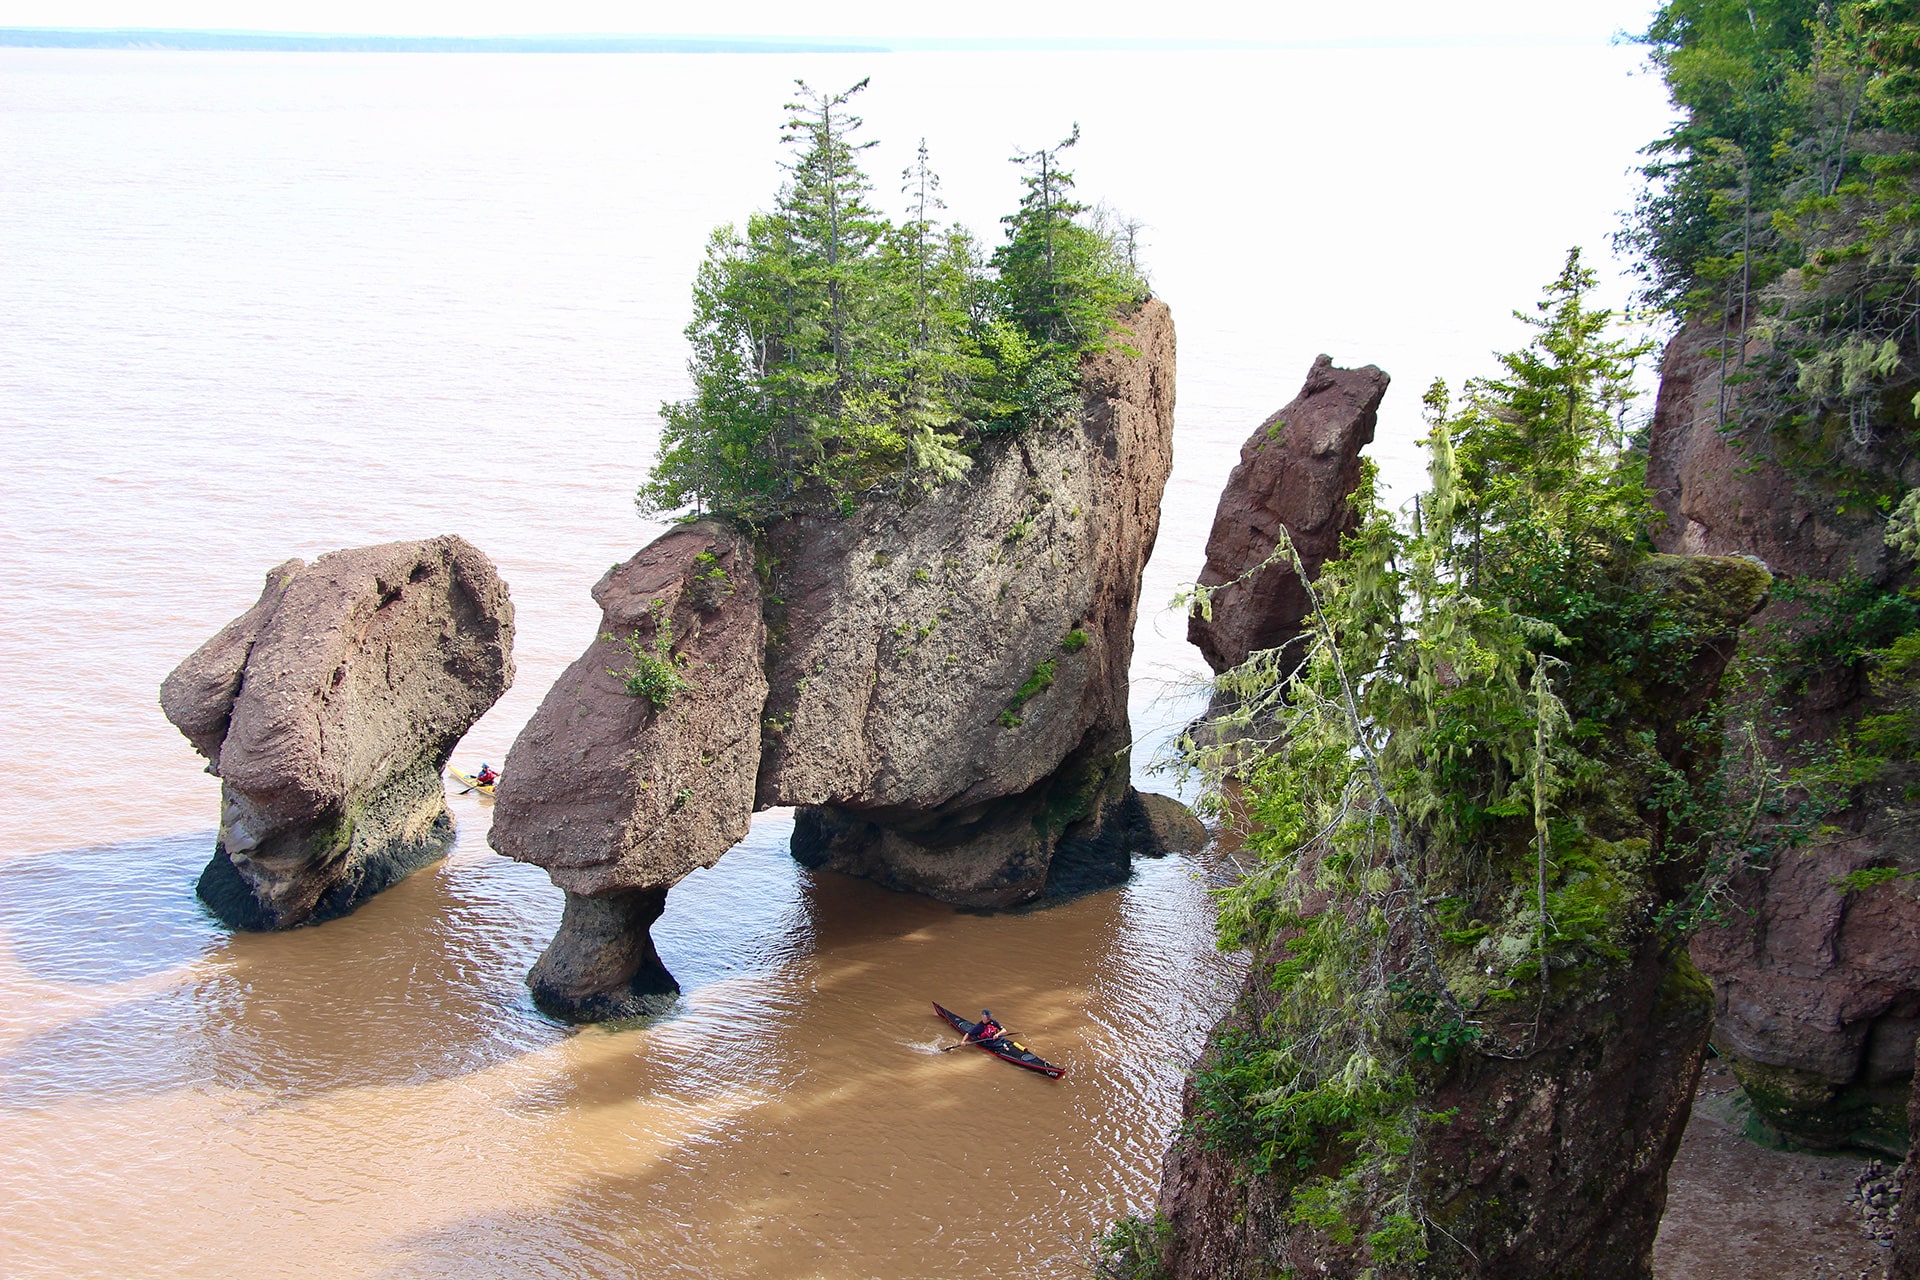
[1649,321,1920,1151]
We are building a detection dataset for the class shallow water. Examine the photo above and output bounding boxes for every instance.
[0,45,1669,1276]
[0,810,1245,1278]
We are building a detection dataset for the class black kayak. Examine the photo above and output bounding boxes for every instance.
[933,1002,1066,1079]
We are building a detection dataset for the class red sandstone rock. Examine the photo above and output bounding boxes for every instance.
[758,300,1178,905]
[488,521,765,1020]
[1187,355,1388,673]
[1651,322,1920,1150]
[160,536,514,930]
[492,304,1184,1016]
[1148,554,1769,1280]
[1893,1045,1920,1274]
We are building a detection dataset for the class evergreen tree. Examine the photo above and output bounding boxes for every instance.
[641,84,1150,519]
[1443,248,1656,616]
[1171,260,1747,1269]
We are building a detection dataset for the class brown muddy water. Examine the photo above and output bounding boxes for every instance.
[1,43,1683,1279]
[0,808,1244,1278]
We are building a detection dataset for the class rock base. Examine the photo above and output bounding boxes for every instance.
[198,758,457,931]
[1724,1055,1913,1156]
[793,745,1208,908]
[528,888,679,1023]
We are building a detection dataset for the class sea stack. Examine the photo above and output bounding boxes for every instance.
[488,521,767,1020]
[161,536,514,930]
[490,300,1183,1021]
[1187,354,1388,674]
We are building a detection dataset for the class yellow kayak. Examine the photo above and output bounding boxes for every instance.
[447,766,496,798]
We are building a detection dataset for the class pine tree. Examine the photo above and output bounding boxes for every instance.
[641,85,1149,518]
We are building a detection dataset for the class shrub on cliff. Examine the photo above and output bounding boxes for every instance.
[1167,254,1765,1271]
[639,80,1148,521]
[1627,0,1920,452]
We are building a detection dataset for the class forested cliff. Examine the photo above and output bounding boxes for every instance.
[1120,3,1920,1274]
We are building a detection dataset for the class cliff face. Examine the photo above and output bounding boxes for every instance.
[1649,323,1920,1151]
[160,536,514,930]
[1149,554,1770,1280]
[1894,1050,1920,1274]
[490,301,1180,1020]
[1187,355,1387,674]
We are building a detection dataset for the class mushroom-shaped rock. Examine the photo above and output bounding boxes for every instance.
[489,521,766,1021]
[493,304,1182,1021]
[160,536,514,930]
[1188,355,1388,674]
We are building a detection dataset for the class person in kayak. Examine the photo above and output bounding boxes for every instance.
[971,1010,1003,1042]
[475,763,498,786]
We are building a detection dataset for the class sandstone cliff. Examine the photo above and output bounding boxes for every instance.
[1649,322,1920,1152]
[1145,554,1770,1280]
[1187,355,1387,674]
[491,301,1182,1021]
[161,536,514,930]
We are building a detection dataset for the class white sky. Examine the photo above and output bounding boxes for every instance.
[0,0,1663,44]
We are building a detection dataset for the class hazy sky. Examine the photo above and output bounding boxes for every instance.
[0,0,1663,44]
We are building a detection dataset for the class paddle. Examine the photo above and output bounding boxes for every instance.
[941,1029,1016,1051]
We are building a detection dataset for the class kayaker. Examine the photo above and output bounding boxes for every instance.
[972,1010,1002,1042]
[476,763,498,786]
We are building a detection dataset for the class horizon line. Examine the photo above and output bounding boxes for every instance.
[0,26,1623,54]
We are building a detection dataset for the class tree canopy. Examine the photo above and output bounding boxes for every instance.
[1624,0,1920,449]
[641,81,1149,521]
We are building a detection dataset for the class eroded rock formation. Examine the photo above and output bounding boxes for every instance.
[760,301,1175,904]
[490,522,765,1019]
[161,536,514,930]
[1188,354,1388,673]
[1650,322,1920,1151]
[1148,554,1770,1280]
[492,301,1183,1020]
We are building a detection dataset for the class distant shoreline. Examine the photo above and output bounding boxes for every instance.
[0,27,1606,54]
[0,28,888,54]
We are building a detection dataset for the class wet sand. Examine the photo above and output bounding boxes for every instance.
[1656,1060,1894,1280]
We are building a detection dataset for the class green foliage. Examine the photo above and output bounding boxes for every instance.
[1062,627,1090,653]
[999,657,1057,728]
[640,82,1148,520]
[1093,1213,1172,1280]
[1625,0,1920,452]
[1766,575,1920,691]
[1176,258,1763,1266]
[1833,864,1916,891]
[606,600,695,709]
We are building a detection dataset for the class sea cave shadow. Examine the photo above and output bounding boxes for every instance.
[0,830,569,1107]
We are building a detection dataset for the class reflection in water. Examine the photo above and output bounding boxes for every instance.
[0,799,1243,1279]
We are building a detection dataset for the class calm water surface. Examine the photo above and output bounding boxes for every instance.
[0,47,1667,1276]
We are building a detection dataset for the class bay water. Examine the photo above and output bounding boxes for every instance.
[0,46,1669,1277]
